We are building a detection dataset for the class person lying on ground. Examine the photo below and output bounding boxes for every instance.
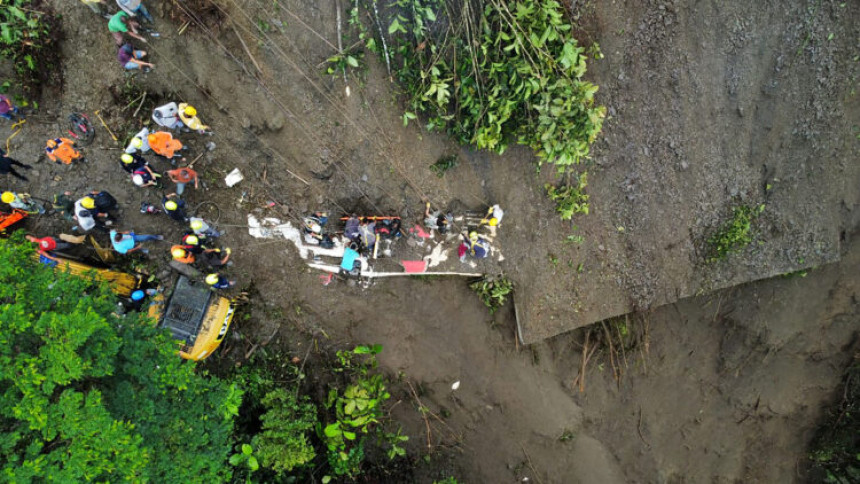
[167,166,198,196]
[2,191,44,213]
[46,138,83,165]
[120,152,147,173]
[205,273,235,290]
[148,132,184,159]
[202,247,231,268]
[132,164,160,187]
[108,11,146,46]
[177,103,211,134]
[118,43,153,71]
[116,0,153,23]
[424,202,451,234]
[124,128,151,154]
[190,217,220,238]
[26,235,72,254]
[458,231,490,262]
[52,191,75,221]
[110,229,163,254]
[0,94,21,121]
[152,102,182,130]
[162,193,188,222]
[0,150,32,181]
[170,245,195,264]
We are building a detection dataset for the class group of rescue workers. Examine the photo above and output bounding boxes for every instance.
[1,95,235,296]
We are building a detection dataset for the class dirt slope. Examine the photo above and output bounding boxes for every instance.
[1,0,856,482]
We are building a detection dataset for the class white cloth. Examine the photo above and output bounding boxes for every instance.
[152,102,182,129]
[489,204,504,224]
[124,127,151,154]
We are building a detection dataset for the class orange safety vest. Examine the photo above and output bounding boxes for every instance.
[170,244,195,264]
[149,132,183,158]
[46,138,81,165]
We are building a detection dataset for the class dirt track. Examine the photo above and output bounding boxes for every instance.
[0,0,857,481]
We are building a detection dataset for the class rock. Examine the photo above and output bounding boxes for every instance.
[681,160,689,170]
[241,117,251,129]
[205,141,216,152]
[266,112,286,132]
[361,174,368,182]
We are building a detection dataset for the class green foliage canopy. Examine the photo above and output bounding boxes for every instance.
[0,234,238,481]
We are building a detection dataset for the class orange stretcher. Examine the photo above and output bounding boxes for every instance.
[0,209,27,233]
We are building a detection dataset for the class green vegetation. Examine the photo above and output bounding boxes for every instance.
[470,275,514,313]
[546,172,589,220]
[253,389,318,474]
[0,0,62,92]
[429,154,459,177]
[0,234,238,481]
[808,359,860,483]
[707,204,764,262]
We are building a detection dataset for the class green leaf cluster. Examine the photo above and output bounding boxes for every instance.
[251,389,318,474]
[0,0,60,90]
[807,361,860,483]
[0,233,238,481]
[707,204,764,262]
[545,171,589,220]
[386,0,605,171]
[469,275,514,313]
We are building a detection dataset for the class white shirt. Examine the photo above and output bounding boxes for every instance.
[490,204,504,224]
[116,0,141,15]
[74,199,96,231]
[152,102,182,129]
[124,127,151,154]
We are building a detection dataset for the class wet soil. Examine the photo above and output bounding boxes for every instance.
[1,0,857,481]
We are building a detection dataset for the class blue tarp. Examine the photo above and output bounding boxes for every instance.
[340,248,360,271]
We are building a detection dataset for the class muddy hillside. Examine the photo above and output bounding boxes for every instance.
[0,0,857,482]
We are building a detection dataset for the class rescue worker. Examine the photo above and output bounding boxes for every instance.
[205,273,235,289]
[132,164,161,187]
[110,229,163,254]
[152,102,182,130]
[344,214,361,241]
[302,212,333,248]
[0,94,21,121]
[180,233,205,254]
[116,0,154,23]
[458,231,490,262]
[424,202,452,234]
[26,235,72,253]
[177,103,211,134]
[202,247,231,268]
[73,197,100,232]
[120,152,147,173]
[170,245,195,264]
[88,190,119,218]
[190,217,220,238]
[167,166,198,196]
[480,204,505,227]
[45,138,83,165]
[162,193,187,222]
[0,150,32,181]
[148,131,183,159]
[107,10,145,46]
[124,128,151,154]
[52,191,75,221]
[2,191,44,213]
[357,218,377,253]
[78,195,112,225]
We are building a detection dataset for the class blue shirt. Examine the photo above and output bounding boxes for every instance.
[110,230,136,254]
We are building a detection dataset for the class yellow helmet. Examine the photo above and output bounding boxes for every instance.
[469,231,478,242]
[489,217,499,227]
[46,139,57,148]
[164,200,178,211]
[81,197,95,209]
[205,273,219,285]
[184,105,197,117]
[172,248,186,259]
[121,153,134,164]
[190,220,203,231]
[131,137,143,148]
[1,192,14,204]
[185,235,199,245]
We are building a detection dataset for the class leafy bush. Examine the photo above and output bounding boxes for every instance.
[252,389,318,474]
[707,204,764,261]
[470,275,514,313]
[546,172,589,220]
[0,233,238,481]
[429,154,458,177]
[384,0,605,172]
[807,359,860,483]
[0,0,62,91]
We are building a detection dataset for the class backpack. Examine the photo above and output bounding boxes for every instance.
[94,191,117,211]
